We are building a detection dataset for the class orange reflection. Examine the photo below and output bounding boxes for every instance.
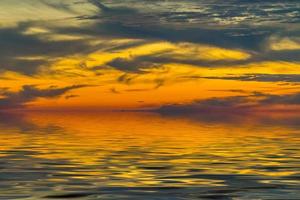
[0,111,299,183]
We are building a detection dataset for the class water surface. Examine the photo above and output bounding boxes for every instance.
[0,112,299,199]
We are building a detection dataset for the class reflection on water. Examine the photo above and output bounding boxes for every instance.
[0,111,299,199]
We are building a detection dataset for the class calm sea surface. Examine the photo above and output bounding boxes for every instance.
[0,112,299,199]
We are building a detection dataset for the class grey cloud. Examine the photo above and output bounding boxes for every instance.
[200,74,300,83]
[0,0,299,75]
[65,94,80,99]
[107,57,144,72]
[54,20,300,67]
[63,0,300,66]
[87,0,300,26]
[0,85,89,109]
[105,49,254,72]
[52,1,273,50]
[117,74,139,84]
[156,91,300,114]
[155,90,300,127]
[0,23,147,75]
[107,56,163,72]
[157,96,253,114]
[88,0,110,11]
[104,40,150,53]
[0,25,93,75]
[0,0,145,75]
[261,93,300,105]
[60,20,272,50]
[110,88,120,94]
[105,48,298,73]
[40,0,76,13]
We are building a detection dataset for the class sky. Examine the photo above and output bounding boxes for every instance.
[0,0,299,111]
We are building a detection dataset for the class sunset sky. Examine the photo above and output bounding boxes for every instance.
[0,0,299,111]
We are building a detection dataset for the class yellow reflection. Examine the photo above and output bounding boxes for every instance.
[0,111,299,187]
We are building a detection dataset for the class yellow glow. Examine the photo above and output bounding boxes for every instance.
[172,43,251,61]
[270,37,300,51]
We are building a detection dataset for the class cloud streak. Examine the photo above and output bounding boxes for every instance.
[156,92,300,114]
[0,85,89,109]
[198,74,300,83]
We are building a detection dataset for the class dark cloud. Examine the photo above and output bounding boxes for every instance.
[75,0,299,43]
[43,20,300,72]
[59,21,272,51]
[85,0,300,26]
[107,57,146,72]
[157,97,252,114]
[104,40,150,53]
[261,93,300,105]
[0,21,148,75]
[40,0,75,13]
[104,48,298,72]
[0,0,299,75]
[0,85,89,109]
[48,0,298,56]
[199,74,300,83]
[106,55,165,72]
[87,0,110,11]
[156,91,300,114]
[106,50,253,73]
[117,73,139,84]
[110,88,120,94]
[67,1,299,71]
[0,24,93,75]
[65,94,80,99]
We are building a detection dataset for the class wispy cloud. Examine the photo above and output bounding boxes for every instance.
[198,74,300,83]
[156,92,300,114]
[0,85,89,109]
[1,0,299,75]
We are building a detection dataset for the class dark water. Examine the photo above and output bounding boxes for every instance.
[0,112,299,199]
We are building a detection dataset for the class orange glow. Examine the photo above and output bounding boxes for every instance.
[1,41,299,110]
